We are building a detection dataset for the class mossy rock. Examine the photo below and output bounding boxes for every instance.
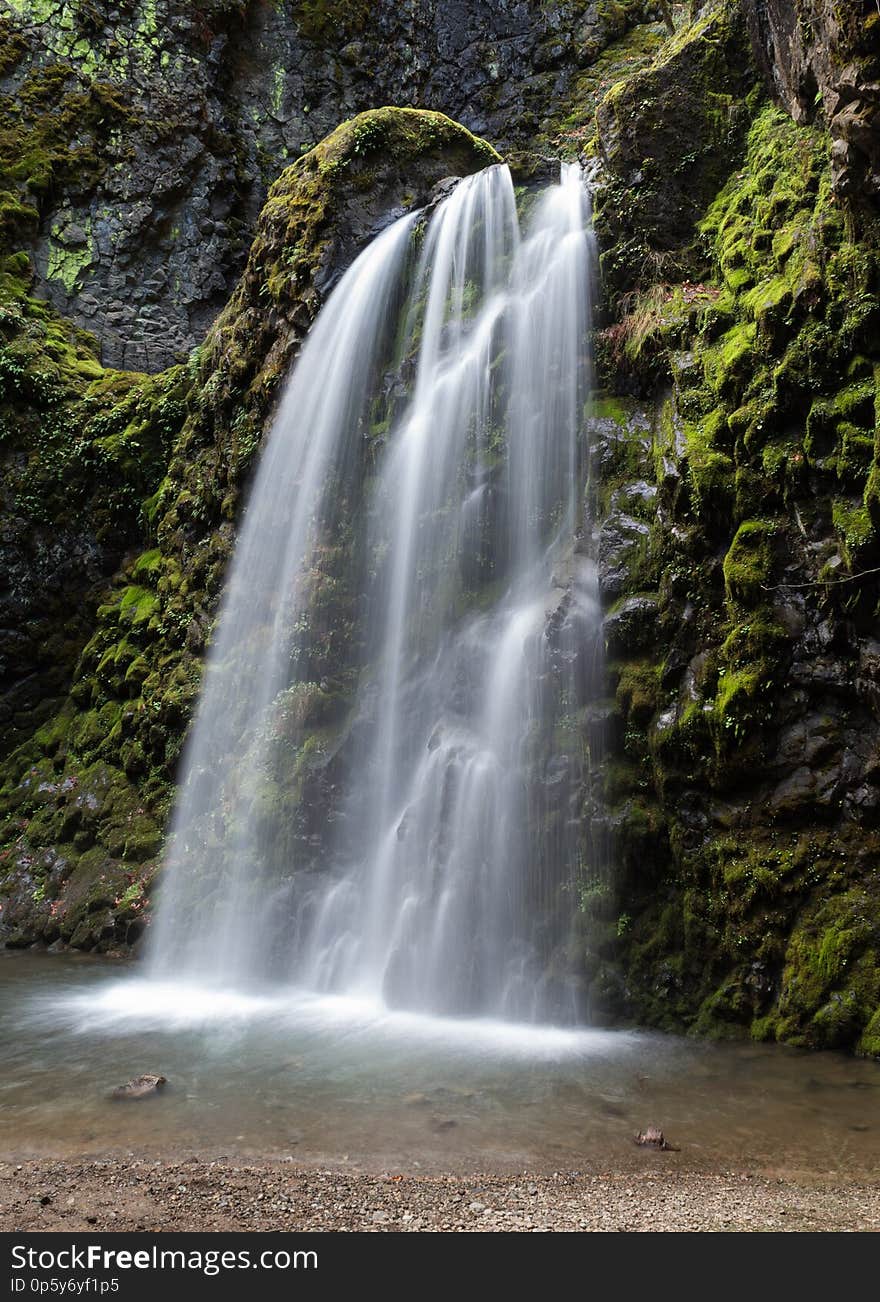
[594,0,758,298]
[597,90,880,1056]
[857,1008,880,1059]
[722,520,775,604]
[769,890,880,1051]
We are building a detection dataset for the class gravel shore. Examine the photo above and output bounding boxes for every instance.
[2,1158,878,1232]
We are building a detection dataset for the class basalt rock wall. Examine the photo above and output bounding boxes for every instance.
[743,0,880,217]
[1,0,658,371]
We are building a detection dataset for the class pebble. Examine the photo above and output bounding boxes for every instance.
[1,1158,878,1233]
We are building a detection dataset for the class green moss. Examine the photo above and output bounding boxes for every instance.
[602,94,880,1053]
[832,498,874,569]
[806,380,875,456]
[770,890,880,1050]
[46,217,93,294]
[691,982,756,1040]
[615,658,662,727]
[0,62,137,237]
[712,663,768,746]
[293,0,371,43]
[742,271,791,329]
[117,586,159,626]
[608,281,718,382]
[722,520,774,603]
[858,1008,880,1059]
[131,548,162,579]
[703,321,756,398]
[593,0,756,298]
[683,409,735,517]
[545,15,668,157]
[592,394,632,423]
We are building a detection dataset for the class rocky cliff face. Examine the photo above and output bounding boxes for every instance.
[2,0,656,371]
[587,2,880,1055]
[1,0,878,1056]
[743,0,880,215]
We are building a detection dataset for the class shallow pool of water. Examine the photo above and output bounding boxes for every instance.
[2,951,878,1176]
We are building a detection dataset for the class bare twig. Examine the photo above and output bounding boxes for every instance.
[761,566,880,591]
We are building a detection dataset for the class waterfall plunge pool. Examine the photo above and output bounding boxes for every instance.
[2,951,878,1179]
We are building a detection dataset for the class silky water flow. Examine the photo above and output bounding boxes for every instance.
[149,163,599,1025]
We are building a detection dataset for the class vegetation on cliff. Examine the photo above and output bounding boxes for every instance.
[589,4,880,1055]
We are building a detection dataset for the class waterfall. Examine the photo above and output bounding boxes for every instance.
[150,162,599,1024]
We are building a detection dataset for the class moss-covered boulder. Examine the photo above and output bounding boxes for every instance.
[0,107,499,952]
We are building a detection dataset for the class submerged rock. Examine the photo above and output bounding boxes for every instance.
[429,1117,458,1133]
[111,1074,167,1101]
[402,1092,431,1108]
[635,1126,676,1151]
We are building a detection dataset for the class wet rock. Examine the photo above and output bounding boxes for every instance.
[429,1117,457,1133]
[773,761,813,807]
[743,0,880,215]
[774,714,841,771]
[788,649,853,690]
[56,223,89,248]
[506,151,560,185]
[428,176,463,207]
[595,0,755,296]
[857,640,880,717]
[598,510,650,599]
[402,1092,431,1107]
[583,699,619,751]
[618,479,658,509]
[773,593,807,638]
[635,1126,676,1150]
[603,595,660,655]
[111,1074,167,1101]
[9,0,638,372]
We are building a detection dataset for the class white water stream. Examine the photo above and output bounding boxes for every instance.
[150,163,597,1024]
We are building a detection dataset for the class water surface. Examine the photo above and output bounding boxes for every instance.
[2,952,878,1178]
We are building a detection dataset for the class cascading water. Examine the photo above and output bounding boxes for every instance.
[150,162,600,1024]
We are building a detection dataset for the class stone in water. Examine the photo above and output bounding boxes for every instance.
[111,1073,167,1100]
